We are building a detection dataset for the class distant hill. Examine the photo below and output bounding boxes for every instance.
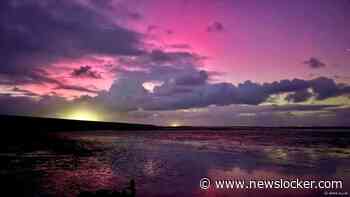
[1,114,349,134]
[0,114,158,132]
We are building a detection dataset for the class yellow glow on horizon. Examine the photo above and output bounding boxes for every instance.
[64,109,101,121]
[170,122,181,127]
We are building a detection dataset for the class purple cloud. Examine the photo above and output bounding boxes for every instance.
[72,66,102,79]
[0,0,143,81]
[304,57,326,69]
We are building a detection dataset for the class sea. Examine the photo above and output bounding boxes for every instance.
[1,129,350,197]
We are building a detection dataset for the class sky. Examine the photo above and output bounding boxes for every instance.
[0,0,350,126]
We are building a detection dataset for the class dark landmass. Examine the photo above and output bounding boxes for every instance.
[1,114,349,152]
[1,114,349,133]
[162,125,350,132]
[1,114,157,132]
[0,115,140,197]
[1,114,349,197]
[0,114,155,153]
[2,114,348,154]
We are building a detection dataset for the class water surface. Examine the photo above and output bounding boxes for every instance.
[2,130,350,197]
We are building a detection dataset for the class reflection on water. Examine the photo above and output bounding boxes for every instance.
[1,130,350,196]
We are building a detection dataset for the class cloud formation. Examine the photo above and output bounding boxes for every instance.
[0,68,98,94]
[207,21,224,32]
[1,93,349,126]
[1,45,349,125]
[304,57,326,69]
[94,51,350,112]
[72,66,102,79]
[2,45,348,117]
[0,0,142,80]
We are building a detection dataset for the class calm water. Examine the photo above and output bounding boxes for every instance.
[2,130,350,197]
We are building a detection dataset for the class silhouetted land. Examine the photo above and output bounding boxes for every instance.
[1,114,349,152]
[1,114,349,154]
[1,115,158,152]
[1,115,140,197]
[1,115,349,197]
[1,114,350,133]
[1,114,158,132]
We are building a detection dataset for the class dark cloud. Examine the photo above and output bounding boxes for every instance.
[174,70,208,86]
[0,94,68,116]
[0,68,62,86]
[117,50,203,70]
[0,0,143,80]
[207,21,224,32]
[72,66,102,79]
[90,0,142,21]
[309,77,338,99]
[149,50,201,64]
[0,67,99,94]
[54,84,99,94]
[304,57,326,69]
[97,50,350,111]
[286,89,313,102]
[11,87,39,97]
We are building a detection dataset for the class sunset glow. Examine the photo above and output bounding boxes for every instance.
[170,122,182,127]
[64,109,101,122]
